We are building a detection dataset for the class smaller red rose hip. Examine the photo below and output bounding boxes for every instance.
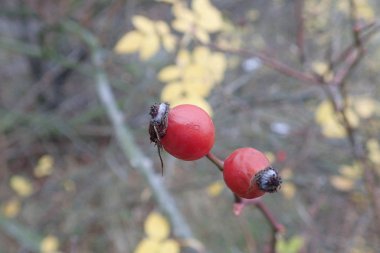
[223,147,282,199]
[149,103,215,161]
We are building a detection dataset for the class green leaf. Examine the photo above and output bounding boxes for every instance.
[277,235,304,253]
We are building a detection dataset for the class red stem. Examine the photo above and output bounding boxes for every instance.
[235,195,284,253]
[206,152,224,171]
[255,200,284,233]
[205,150,284,252]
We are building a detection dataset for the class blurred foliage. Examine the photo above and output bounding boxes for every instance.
[134,211,179,253]
[1,0,380,252]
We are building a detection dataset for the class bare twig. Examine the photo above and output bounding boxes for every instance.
[63,20,198,242]
[234,195,284,253]
[348,0,362,47]
[330,47,363,87]
[93,53,195,239]
[206,43,319,85]
[332,21,379,68]
[322,4,380,233]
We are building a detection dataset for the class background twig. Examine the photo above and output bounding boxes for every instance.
[66,20,199,243]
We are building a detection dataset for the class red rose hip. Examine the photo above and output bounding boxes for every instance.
[161,104,214,160]
[149,103,215,161]
[223,147,282,199]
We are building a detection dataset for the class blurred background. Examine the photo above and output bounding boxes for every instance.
[1,0,380,252]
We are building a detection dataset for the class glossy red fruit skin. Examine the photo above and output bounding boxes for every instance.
[223,147,271,199]
[161,104,215,161]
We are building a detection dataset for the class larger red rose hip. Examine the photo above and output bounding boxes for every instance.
[160,104,215,161]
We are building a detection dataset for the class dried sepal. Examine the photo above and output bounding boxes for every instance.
[149,102,170,175]
[254,167,282,193]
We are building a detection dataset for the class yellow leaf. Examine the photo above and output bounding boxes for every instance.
[158,239,180,253]
[315,100,347,138]
[132,16,155,34]
[172,3,195,23]
[194,28,210,43]
[192,47,210,64]
[2,198,21,218]
[311,61,329,75]
[161,82,185,102]
[176,49,191,66]
[209,52,227,83]
[162,35,177,52]
[206,180,224,197]
[330,176,355,191]
[144,212,170,241]
[338,0,374,21]
[193,0,223,32]
[158,66,181,82]
[156,21,170,35]
[281,182,296,199]
[355,0,374,21]
[369,151,380,166]
[183,64,209,84]
[34,155,54,178]
[339,165,361,179]
[311,61,333,81]
[40,235,60,253]
[367,139,380,151]
[315,100,335,124]
[197,10,223,33]
[170,95,213,117]
[345,109,359,128]
[367,139,380,165]
[353,97,377,119]
[172,19,192,33]
[114,31,143,54]
[10,176,33,197]
[139,34,160,60]
[183,81,212,97]
[321,120,347,138]
[134,238,161,253]
[171,2,194,33]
